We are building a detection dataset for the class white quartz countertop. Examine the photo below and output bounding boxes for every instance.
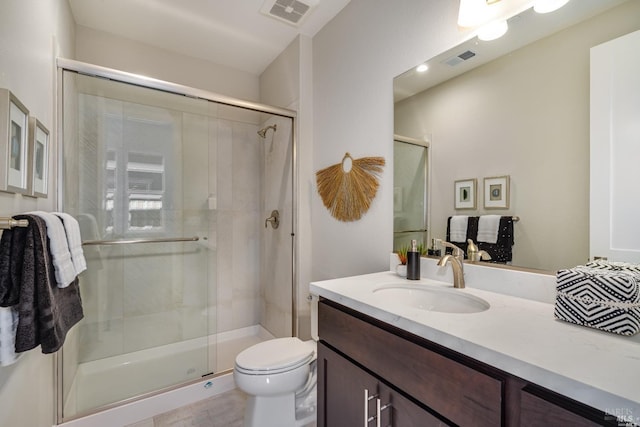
[310,271,640,422]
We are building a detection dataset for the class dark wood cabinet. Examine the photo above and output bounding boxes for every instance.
[318,342,448,427]
[317,298,626,427]
[520,385,620,427]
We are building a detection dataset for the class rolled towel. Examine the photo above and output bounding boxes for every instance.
[449,215,469,243]
[54,213,87,276]
[29,211,76,288]
[478,215,501,244]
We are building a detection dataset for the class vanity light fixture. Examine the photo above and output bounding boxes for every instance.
[477,20,509,41]
[533,0,570,14]
[416,64,429,72]
[458,0,570,42]
[458,0,535,41]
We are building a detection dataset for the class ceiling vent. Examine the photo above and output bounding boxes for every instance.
[443,50,477,67]
[261,0,318,26]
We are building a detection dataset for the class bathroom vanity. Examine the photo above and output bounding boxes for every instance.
[311,268,640,426]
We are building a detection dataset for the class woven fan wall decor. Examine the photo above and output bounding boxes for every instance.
[316,152,385,222]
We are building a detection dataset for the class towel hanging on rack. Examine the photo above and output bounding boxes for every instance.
[54,212,87,275]
[29,211,77,288]
[477,215,501,244]
[0,214,84,354]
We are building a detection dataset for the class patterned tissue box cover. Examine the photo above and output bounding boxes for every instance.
[554,263,640,336]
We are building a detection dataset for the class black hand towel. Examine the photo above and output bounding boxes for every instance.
[12,214,84,354]
[0,228,21,307]
[478,216,514,263]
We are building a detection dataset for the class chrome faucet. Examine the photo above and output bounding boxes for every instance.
[436,240,465,289]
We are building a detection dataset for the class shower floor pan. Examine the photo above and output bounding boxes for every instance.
[63,325,274,418]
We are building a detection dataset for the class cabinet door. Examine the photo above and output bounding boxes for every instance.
[590,29,640,262]
[317,342,379,427]
[318,342,449,427]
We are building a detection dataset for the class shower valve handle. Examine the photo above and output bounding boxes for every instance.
[265,210,280,229]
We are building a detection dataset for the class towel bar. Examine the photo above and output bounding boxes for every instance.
[0,217,28,229]
[82,236,200,246]
[394,229,428,234]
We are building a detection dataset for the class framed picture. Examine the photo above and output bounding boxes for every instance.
[28,117,49,198]
[0,89,30,194]
[454,178,477,210]
[484,175,510,209]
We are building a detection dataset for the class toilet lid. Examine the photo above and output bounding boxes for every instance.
[235,337,314,373]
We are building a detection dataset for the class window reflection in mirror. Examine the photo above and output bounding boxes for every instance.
[393,135,429,252]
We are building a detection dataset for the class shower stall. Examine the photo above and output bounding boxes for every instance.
[393,135,429,252]
[57,60,296,422]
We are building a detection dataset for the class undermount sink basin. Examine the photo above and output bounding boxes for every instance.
[372,284,490,314]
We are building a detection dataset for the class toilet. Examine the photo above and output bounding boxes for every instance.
[234,296,318,427]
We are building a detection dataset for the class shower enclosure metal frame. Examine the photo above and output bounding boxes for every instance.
[55,58,298,423]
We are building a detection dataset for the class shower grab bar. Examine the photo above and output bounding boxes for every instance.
[82,236,200,246]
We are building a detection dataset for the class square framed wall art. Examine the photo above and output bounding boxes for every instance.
[0,89,30,194]
[28,117,49,198]
[484,175,510,209]
[454,178,477,210]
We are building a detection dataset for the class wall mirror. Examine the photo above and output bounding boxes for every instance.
[393,0,639,272]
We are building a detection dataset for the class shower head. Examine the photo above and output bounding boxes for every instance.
[257,124,277,138]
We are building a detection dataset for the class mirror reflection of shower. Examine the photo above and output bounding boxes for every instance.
[257,124,277,138]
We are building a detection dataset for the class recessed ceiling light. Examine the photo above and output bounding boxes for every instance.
[416,64,429,73]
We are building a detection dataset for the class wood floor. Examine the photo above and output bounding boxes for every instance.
[125,389,246,427]
[125,388,317,427]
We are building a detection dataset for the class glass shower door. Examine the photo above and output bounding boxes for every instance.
[393,138,429,251]
[61,71,214,418]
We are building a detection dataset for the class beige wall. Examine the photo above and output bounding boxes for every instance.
[0,1,76,426]
[75,25,260,102]
[395,1,640,271]
[259,35,317,340]
[311,0,466,280]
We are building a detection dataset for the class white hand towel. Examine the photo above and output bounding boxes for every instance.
[478,215,501,244]
[54,213,87,276]
[449,215,469,243]
[30,211,77,288]
[0,306,21,366]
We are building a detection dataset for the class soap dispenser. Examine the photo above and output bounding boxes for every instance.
[406,239,420,280]
[427,238,441,257]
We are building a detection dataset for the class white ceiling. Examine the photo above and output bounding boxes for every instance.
[68,0,351,75]
[394,0,627,102]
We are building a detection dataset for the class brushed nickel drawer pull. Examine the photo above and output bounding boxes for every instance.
[376,400,392,427]
[364,389,379,425]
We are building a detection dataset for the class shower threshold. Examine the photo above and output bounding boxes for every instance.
[60,325,274,426]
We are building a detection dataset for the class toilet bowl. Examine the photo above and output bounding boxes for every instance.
[234,296,319,427]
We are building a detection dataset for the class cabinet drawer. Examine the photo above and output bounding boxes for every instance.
[319,300,503,427]
[318,342,449,427]
[520,386,617,427]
